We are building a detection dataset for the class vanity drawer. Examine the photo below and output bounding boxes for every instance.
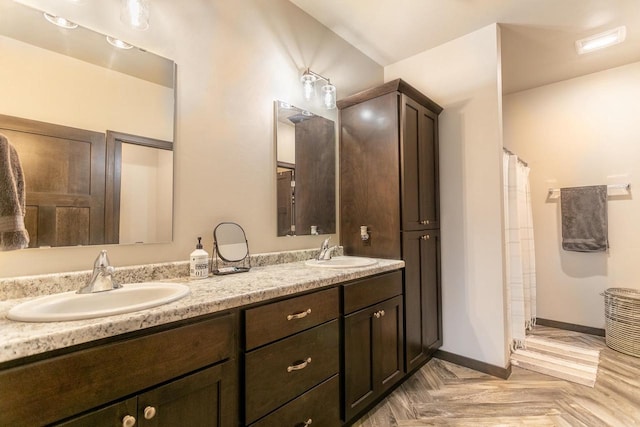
[245,319,339,424]
[245,286,339,350]
[343,270,403,314]
[250,375,340,427]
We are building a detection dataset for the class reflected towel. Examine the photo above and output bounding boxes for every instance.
[560,185,607,252]
[0,133,29,250]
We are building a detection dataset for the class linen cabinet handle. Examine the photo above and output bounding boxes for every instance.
[287,308,312,321]
[122,415,136,427]
[287,357,312,372]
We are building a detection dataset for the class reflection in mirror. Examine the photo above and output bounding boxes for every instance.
[212,222,251,275]
[275,101,335,237]
[0,0,176,249]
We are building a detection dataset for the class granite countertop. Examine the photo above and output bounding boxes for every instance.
[0,258,404,365]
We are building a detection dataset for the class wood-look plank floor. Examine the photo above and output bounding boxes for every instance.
[353,326,640,426]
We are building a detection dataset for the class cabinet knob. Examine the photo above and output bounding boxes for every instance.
[420,220,430,225]
[421,234,430,240]
[287,357,312,372]
[380,310,385,317]
[303,419,313,426]
[144,406,157,420]
[287,308,312,321]
[122,415,136,427]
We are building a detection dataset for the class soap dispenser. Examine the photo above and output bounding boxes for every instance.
[190,237,209,279]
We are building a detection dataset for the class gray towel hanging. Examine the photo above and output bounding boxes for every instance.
[560,185,608,252]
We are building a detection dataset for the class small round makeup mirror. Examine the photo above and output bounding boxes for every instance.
[212,222,251,274]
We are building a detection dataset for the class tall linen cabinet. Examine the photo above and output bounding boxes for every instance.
[338,79,443,374]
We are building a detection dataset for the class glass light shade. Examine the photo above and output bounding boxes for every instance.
[43,13,78,29]
[121,0,150,31]
[301,73,316,100]
[322,83,336,109]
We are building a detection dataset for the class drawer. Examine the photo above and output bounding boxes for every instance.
[250,375,340,427]
[0,313,235,427]
[245,320,339,424]
[245,287,339,350]
[343,270,403,314]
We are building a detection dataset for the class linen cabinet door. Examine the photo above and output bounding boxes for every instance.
[403,230,441,373]
[400,95,439,231]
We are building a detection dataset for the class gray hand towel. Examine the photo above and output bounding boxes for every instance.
[560,185,607,252]
[0,133,29,250]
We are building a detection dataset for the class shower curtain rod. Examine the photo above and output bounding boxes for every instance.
[502,147,528,167]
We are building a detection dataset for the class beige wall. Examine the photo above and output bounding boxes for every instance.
[386,24,509,368]
[0,34,173,141]
[0,0,382,277]
[503,61,640,329]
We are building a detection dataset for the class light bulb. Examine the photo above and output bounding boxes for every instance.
[43,13,78,29]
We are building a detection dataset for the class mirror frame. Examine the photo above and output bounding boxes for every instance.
[212,222,251,275]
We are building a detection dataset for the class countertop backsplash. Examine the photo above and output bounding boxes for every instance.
[0,247,342,300]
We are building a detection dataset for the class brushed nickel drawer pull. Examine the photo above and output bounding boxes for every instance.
[287,357,312,372]
[287,308,312,321]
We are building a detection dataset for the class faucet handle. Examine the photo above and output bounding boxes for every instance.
[94,250,110,268]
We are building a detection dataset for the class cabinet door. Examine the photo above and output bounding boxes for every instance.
[403,230,442,373]
[55,398,137,427]
[400,95,439,231]
[138,362,236,427]
[343,296,404,422]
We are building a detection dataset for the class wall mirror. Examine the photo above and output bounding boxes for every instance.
[0,0,175,249]
[275,100,336,237]
[212,222,251,275]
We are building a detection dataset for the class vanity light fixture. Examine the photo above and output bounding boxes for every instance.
[43,13,78,29]
[300,68,337,109]
[120,0,150,31]
[576,26,626,54]
[106,36,134,50]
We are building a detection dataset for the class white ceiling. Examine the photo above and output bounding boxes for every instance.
[290,0,640,94]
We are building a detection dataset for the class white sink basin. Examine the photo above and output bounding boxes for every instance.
[7,282,190,322]
[305,256,377,269]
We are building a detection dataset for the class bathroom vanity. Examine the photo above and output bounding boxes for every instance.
[0,255,406,427]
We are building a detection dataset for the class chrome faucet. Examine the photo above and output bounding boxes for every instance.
[317,237,338,260]
[77,250,121,294]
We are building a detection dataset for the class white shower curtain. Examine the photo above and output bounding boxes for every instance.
[503,151,537,350]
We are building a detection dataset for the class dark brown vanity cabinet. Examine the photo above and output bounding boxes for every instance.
[242,287,341,426]
[338,79,443,376]
[342,272,404,422]
[0,313,237,427]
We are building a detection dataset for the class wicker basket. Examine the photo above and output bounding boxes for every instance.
[603,288,640,358]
